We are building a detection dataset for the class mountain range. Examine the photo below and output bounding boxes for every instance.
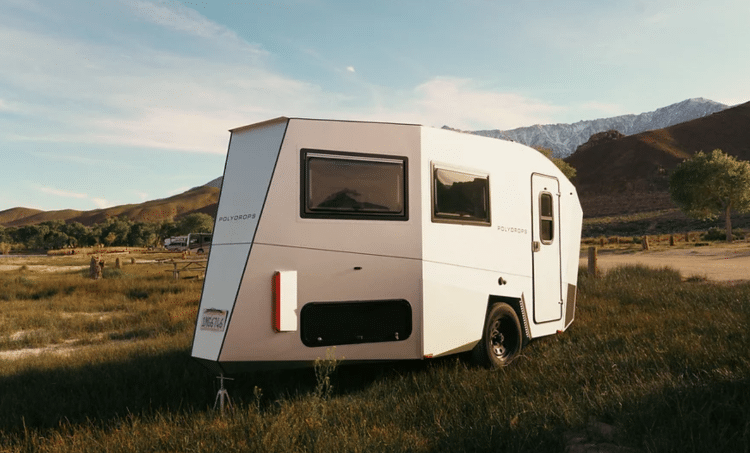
[566,99,750,217]
[2,97,748,227]
[463,97,729,157]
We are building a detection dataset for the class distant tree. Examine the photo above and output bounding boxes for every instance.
[31,224,51,250]
[177,213,214,235]
[127,222,158,247]
[103,232,119,246]
[64,222,93,247]
[97,217,132,246]
[535,147,577,180]
[669,149,750,242]
[37,220,72,249]
[156,220,179,248]
[43,231,70,250]
[0,226,10,254]
[15,225,38,245]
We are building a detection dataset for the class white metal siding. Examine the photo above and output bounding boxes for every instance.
[191,119,287,361]
[217,120,425,363]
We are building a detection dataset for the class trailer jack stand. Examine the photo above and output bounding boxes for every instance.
[213,374,234,414]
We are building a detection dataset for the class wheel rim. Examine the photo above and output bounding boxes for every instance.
[489,317,516,360]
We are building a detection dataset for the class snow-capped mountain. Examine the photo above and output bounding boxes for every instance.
[465,98,728,157]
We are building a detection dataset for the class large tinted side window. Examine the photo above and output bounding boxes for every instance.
[301,150,408,220]
[432,166,490,225]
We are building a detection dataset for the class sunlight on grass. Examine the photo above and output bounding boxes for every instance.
[1,260,749,452]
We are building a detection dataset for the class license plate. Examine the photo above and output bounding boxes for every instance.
[200,309,227,332]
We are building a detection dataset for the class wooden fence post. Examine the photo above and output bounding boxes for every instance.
[642,236,650,250]
[90,257,102,280]
[587,246,598,277]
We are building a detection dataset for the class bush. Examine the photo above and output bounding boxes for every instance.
[702,228,736,242]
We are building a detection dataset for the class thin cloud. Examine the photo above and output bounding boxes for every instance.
[25,150,138,170]
[39,187,87,199]
[91,197,111,208]
[406,77,562,130]
[123,0,265,54]
[0,18,314,154]
[0,98,19,112]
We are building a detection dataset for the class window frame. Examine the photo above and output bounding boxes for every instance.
[300,149,409,221]
[431,163,491,226]
[539,191,555,244]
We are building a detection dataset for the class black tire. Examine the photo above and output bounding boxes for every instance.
[473,303,522,368]
[197,249,204,254]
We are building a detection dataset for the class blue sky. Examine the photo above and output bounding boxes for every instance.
[2,0,749,212]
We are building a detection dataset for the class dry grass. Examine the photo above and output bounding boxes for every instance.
[0,259,749,452]
[0,253,199,355]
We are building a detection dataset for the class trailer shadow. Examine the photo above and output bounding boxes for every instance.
[224,354,465,408]
[0,346,451,436]
[0,347,212,434]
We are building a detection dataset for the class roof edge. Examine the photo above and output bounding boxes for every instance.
[229,116,289,133]
[230,116,422,133]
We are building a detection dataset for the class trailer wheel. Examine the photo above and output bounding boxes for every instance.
[473,303,522,368]
[197,248,205,254]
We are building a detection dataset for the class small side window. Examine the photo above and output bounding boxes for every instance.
[539,192,554,243]
[432,166,490,226]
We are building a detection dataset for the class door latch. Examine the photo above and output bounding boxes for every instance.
[532,241,541,252]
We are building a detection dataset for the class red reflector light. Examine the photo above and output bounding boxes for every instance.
[273,272,281,331]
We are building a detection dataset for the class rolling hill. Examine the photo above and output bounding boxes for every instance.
[0,186,219,227]
[566,100,750,217]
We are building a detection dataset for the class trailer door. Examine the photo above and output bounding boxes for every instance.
[531,173,563,323]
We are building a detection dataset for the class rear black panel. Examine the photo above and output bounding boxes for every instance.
[301,300,412,347]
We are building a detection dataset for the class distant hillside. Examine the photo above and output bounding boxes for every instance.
[467,98,728,157]
[0,207,46,225]
[1,186,220,227]
[566,100,750,217]
[204,177,223,189]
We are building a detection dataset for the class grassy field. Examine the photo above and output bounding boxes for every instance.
[1,254,749,452]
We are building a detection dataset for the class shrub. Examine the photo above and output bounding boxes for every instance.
[702,227,736,242]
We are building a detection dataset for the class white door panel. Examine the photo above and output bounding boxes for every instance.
[531,174,562,323]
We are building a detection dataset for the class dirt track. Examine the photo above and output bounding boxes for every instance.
[580,243,750,282]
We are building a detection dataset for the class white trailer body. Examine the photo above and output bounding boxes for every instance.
[191,118,582,373]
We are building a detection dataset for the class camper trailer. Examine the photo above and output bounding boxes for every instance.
[191,117,583,374]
